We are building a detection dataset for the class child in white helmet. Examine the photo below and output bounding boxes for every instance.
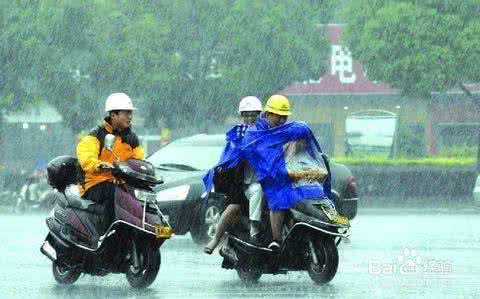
[204,96,263,254]
[239,97,264,242]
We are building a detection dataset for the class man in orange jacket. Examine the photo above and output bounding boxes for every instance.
[77,92,145,233]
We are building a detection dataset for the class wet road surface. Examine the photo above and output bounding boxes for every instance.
[1,207,479,298]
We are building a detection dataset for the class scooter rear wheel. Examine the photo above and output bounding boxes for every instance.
[52,260,81,285]
[307,236,338,284]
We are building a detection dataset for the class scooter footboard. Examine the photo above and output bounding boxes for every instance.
[225,235,277,271]
[228,234,272,256]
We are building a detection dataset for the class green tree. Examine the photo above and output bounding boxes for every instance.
[1,1,107,133]
[2,0,335,134]
[0,1,47,159]
[343,0,480,97]
[35,1,103,133]
[130,0,335,131]
[342,0,480,164]
[0,1,44,113]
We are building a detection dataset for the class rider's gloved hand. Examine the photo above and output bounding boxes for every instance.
[96,162,113,172]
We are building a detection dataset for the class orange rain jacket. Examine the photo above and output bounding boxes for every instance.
[77,118,144,195]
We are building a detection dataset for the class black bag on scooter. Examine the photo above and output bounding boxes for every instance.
[213,161,246,202]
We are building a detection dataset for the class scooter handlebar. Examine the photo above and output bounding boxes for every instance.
[97,163,115,171]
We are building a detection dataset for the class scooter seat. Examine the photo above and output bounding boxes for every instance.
[61,186,103,214]
[65,194,96,210]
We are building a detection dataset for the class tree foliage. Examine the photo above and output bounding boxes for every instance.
[342,0,480,98]
[1,0,335,133]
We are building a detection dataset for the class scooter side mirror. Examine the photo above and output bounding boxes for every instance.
[104,134,115,152]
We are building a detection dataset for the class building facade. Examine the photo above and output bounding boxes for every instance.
[281,24,480,157]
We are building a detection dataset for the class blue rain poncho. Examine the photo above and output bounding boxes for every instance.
[202,124,248,195]
[203,116,332,210]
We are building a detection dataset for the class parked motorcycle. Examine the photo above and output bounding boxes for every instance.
[0,170,33,212]
[15,174,56,213]
[218,198,350,284]
[0,189,18,211]
[40,134,173,288]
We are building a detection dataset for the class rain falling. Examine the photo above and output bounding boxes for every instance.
[1,1,479,298]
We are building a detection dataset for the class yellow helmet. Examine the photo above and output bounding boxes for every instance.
[264,95,291,116]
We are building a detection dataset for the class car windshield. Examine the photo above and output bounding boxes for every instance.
[147,136,225,171]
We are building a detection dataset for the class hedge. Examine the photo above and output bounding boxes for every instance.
[333,156,476,167]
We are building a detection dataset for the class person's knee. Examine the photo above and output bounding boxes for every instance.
[231,204,243,218]
[225,204,241,213]
[223,204,242,222]
[270,209,285,216]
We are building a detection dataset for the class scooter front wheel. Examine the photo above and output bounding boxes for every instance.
[52,260,81,285]
[126,244,161,289]
[237,266,262,284]
[307,236,338,284]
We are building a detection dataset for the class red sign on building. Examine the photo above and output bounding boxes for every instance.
[282,24,398,96]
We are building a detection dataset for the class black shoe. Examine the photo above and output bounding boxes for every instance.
[204,239,218,255]
[267,241,281,251]
[203,246,214,255]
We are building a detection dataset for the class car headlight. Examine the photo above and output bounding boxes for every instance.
[156,185,190,202]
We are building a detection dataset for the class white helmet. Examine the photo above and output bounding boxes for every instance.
[105,93,136,112]
[238,96,262,114]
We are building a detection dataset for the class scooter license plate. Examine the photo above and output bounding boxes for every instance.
[332,214,349,225]
[154,225,174,239]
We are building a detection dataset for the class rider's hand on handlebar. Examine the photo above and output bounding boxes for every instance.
[97,162,114,172]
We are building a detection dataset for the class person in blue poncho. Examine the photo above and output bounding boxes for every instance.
[204,94,333,252]
[203,96,263,254]
[243,94,291,249]
[240,95,333,250]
